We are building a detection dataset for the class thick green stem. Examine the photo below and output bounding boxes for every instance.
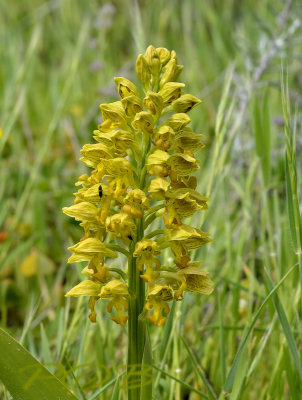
[127,133,151,400]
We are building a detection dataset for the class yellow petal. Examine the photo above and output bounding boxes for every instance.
[183,269,214,295]
[106,212,136,240]
[154,125,175,150]
[124,189,149,210]
[80,143,113,168]
[106,157,133,177]
[68,238,117,261]
[173,128,205,152]
[146,283,174,301]
[65,280,101,297]
[99,280,129,298]
[145,283,173,326]
[134,239,161,257]
[146,149,170,166]
[148,177,170,198]
[83,183,109,203]
[63,202,99,222]
[81,265,95,276]
[165,188,208,217]
[165,225,212,250]
[107,296,129,325]
[88,296,98,322]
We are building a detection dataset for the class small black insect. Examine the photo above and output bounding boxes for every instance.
[128,235,133,240]
[98,184,103,199]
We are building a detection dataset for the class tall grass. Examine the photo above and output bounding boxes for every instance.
[1,0,302,399]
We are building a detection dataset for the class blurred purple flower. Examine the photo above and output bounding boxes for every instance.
[94,3,116,29]
[90,61,105,72]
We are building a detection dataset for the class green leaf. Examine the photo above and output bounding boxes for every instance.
[229,345,247,400]
[0,328,78,400]
[160,301,175,359]
[283,346,299,398]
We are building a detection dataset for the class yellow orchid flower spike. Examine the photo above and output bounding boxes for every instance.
[63,45,213,398]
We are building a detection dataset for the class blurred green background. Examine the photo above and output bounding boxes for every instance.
[1,0,302,399]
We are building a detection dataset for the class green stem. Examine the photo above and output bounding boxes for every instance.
[127,133,151,400]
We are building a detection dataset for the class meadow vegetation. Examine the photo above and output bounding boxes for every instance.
[0,0,302,399]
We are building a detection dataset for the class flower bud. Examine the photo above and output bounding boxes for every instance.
[172,94,202,113]
[136,54,151,91]
[121,95,142,117]
[144,91,163,115]
[132,111,154,133]
[144,45,160,77]
[160,82,185,103]
[114,77,140,99]
[156,47,171,65]
[100,101,127,125]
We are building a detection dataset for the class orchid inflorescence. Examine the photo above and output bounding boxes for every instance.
[63,45,213,327]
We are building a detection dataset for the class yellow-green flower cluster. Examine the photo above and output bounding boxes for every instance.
[63,46,213,327]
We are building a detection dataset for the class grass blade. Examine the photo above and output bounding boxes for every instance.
[88,372,126,400]
[151,364,208,399]
[285,154,297,250]
[253,90,271,187]
[181,336,217,400]
[40,324,53,373]
[110,375,120,400]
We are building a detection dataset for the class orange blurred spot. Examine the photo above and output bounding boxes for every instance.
[0,232,8,242]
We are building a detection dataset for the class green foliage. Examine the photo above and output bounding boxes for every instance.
[1,0,302,399]
[253,91,271,187]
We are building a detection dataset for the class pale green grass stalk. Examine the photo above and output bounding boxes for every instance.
[1,0,302,399]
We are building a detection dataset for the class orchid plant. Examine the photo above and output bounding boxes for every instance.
[63,45,213,399]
